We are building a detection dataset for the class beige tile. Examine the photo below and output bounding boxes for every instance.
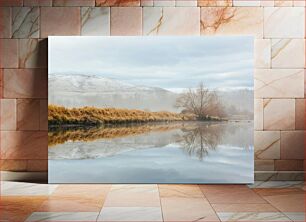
[53,0,95,6]
[19,39,47,68]
[261,0,274,6]
[27,159,48,172]
[295,99,305,130]
[96,0,140,6]
[0,39,18,68]
[17,99,40,130]
[293,0,305,6]
[141,0,153,6]
[110,7,142,35]
[200,7,263,37]
[81,7,110,36]
[0,131,48,159]
[264,7,305,38]
[0,99,16,130]
[263,99,295,130]
[280,131,304,160]
[176,0,197,6]
[254,99,263,130]
[217,212,291,221]
[198,0,232,6]
[233,0,260,6]
[0,7,11,38]
[254,131,280,160]
[39,99,48,130]
[154,0,175,6]
[272,39,305,68]
[161,197,219,221]
[41,7,80,38]
[23,0,52,6]
[255,69,304,98]
[274,0,293,6]
[143,7,200,35]
[3,69,47,99]
[159,184,204,198]
[254,39,271,68]
[275,160,304,171]
[12,7,39,38]
[255,160,274,171]
[212,203,278,212]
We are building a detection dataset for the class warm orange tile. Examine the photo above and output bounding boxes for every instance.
[110,7,142,36]
[295,99,305,130]
[38,196,104,212]
[17,99,40,130]
[39,99,48,130]
[1,131,48,159]
[212,203,278,212]
[27,159,48,172]
[0,159,27,171]
[0,39,18,68]
[198,0,232,6]
[96,0,140,6]
[0,7,11,38]
[280,131,305,160]
[0,99,16,130]
[0,196,47,221]
[3,69,47,99]
[199,185,266,204]
[161,197,219,221]
[159,184,204,198]
[0,69,2,98]
[0,0,22,6]
[41,7,80,38]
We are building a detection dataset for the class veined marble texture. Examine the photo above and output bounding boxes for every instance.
[254,99,263,130]
[12,7,39,38]
[143,7,200,35]
[254,39,271,68]
[254,131,280,160]
[19,39,47,68]
[217,212,291,221]
[200,7,263,37]
[255,69,304,98]
[81,7,110,36]
[198,0,232,6]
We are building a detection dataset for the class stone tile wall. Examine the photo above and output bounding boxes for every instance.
[0,0,305,180]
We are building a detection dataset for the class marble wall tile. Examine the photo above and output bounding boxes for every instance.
[3,69,48,99]
[255,160,274,171]
[260,0,274,6]
[0,7,11,38]
[255,69,304,98]
[254,99,263,130]
[17,99,40,130]
[263,99,295,130]
[41,7,80,38]
[0,69,3,98]
[154,0,176,6]
[198,0,232,6]
[274,0,293,6]
[27,160,48,171]
[0,39,18,68]
[0,160,27,171]
[23,0,52,6]
[304,70,306,98]
[81,7,110,36]
[200,7,263,37]
[275,160,304,171]
[141,0,154,6]
[233,0,260,6]
[0,0,22,6]
[96,0,140,6]
[110,7,142,35]
[176,0,197,6]
[0,99,16,131]
[19,39,47,68]
[254,131,280,160]
[280,131,304,159]
[271,39,305,68]
[0,131,48,159]
[12,7,39,38]
[254,39,271,68]
[39,99,48,130]
[264,7,305,38]
[295,99,305,130]
[143,7,200,35]
[293,0,305,6]
[53,0,95,6]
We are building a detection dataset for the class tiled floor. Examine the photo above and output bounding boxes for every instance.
[0,181,305,222]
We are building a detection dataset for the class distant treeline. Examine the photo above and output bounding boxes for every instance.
[48,105,195,127]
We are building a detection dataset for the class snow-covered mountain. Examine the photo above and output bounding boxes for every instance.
[48,73,179,111]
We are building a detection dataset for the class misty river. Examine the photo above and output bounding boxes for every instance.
[48,121,254,183]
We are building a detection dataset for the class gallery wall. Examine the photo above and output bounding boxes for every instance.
[0,0,305,180]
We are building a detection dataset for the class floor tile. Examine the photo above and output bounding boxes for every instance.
[1,181,58,196]
[248,181,304,189]
[97,207,162,221]
[25,212,99,221]
[283,212,305,221]
[0,196,47,221]
[212,203,278,212]
[103,184,160,207]
[37,196,104,212]
[217,212,291,221]
[200,185,266,204]
[159,184,204,198]
[161,197,219,221]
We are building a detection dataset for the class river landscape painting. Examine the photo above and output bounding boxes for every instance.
[48,36,254,183]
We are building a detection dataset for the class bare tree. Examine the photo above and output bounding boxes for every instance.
[175,82,223,120]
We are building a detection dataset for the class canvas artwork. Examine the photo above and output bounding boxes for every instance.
[48,36,254,183]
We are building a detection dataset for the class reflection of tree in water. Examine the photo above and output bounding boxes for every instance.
[178,123,224,160]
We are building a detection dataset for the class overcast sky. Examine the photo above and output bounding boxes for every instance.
[49,36,253,92]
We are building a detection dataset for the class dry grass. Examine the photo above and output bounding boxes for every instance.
[48,105,195,126]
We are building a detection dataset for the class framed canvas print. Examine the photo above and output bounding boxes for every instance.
[48,36,254,184]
